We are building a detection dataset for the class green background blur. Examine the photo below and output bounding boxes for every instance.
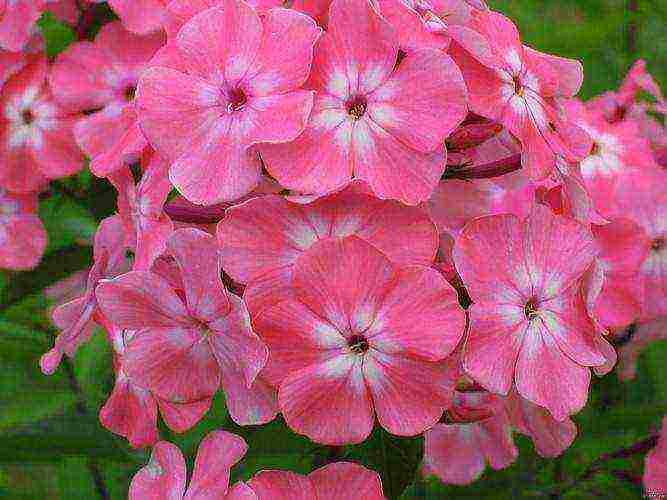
[0,1,665,499]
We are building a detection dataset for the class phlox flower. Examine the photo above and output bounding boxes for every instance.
[449,10,591,180]
[217,180,438,315]
[254,236,466,444]
[136,0,321,204]
[49,22,165,177]
[0,0,45,52]
[109,151,174,271]
[40,215,128,374]
[96,228,277,426]
[130,429,385,499]
[260,0,468,205]
[0,188,47,270]
[453,204,609,421]
[422,390,517,485]
[644,416,667,494]
[0,56,85,193]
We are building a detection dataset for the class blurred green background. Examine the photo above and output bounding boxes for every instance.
[0,1,665,499]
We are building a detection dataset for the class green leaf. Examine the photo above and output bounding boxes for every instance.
[73,329,113,410]
[37,12,76,58]
[39,194,97,254]
[0,390,78,432]
[57,458,99,498]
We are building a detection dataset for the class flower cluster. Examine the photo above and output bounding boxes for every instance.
[2,0,664,495]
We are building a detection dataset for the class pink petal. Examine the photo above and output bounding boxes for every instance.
[353,118,447,204]
[99,376,159,448]
[515,321,591,421]
[423,423,486,485]
[157,398,212,433]
[253,299,347,386]
[167,228,230,321]
[34,117,85,180]
[123,326,220,402]
[74,105,137,161]
[0,214,47,270]
[219,367,278,426]
[0,0,44,52]
[184,430,248,500]
[208,294,268,388]
[279,355,374,445]
[176,3,261,83]
[247,471,315,500]
[369,49,467,152]
[363,350,453,436]
[477,414,518,469]
[244,8,321,96]
[226,482,257,500]
[309,462,384,499]
[107,0,167,35]
[96,271,191,328]
[242,266,295,318]
[129,441,186,500]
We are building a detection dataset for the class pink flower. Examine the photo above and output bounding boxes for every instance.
[40,215,128,375]
[453,205,608,420]
[107,0,168,35]
[248,462,385,498]
[217,180,438,315]
[96,228,276,426]
[49,22,165,177]
[254,236,466,444]
[422,391,517,485]
[449,10,590,180]
[644,416,667,494]
[109,151,174,271]
[506,390,577,458]
[129,430,249,499]
[136,1,321,204]
[0,56,85,193]
[0,0,45,52]
[0,188,47,270]
[260,0,468,204]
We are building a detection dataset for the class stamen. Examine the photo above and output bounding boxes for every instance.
[346,96,367,120]
[348,334,369,354]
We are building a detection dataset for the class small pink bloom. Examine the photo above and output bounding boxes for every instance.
[217,180,438,315]
[454,205,606,420]
[96,228,275,426]
[260,0,468,204]
[129,430,248,499]
[49,22,165,177]
[644,416,667,493]
[107,0,168,35]
[0,56,85,193]
[109,151,174,271]
[0,188,47,270]
[136,1,321,204]
[41,215,128,375]
[254,236,466,444]
[449,10,590,180]
[506,390,577,458]
[0,0,45,52]
[422,391,517,485]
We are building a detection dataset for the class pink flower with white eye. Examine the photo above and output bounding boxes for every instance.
[96,228,277,427]
[506,390,577,458]
[106,0,168,35]
[136,1,321,205]
[605,170,667,321]
[217,180,438,316]
[0,0,45,52]
[453,204,608,421]
[253,236,466,444]
[589,218,650,329]
[449,10,591,180]
[260,0,468,205]
[247,462,386,499]
[0,188,47,270]
[40,215,129,375]
[108,151,174,271]
[616,318,667,381]
[0,57,85,193]
[563,98,657,218]
[49,22,165,177]
[129,431,249,500]
[644,416,667,494]
[422,390,517,485]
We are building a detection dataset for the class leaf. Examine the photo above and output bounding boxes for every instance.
[73,329,113,410]
[39,194,97,254]
[57,458,99,498]
[37,12,76,58]
[0,390,78,432]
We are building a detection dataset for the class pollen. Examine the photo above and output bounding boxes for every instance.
[348,334,370,354]
[346,96,367,120]
[524,297,540,320]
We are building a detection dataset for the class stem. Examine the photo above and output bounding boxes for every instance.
[442,154,522,180]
